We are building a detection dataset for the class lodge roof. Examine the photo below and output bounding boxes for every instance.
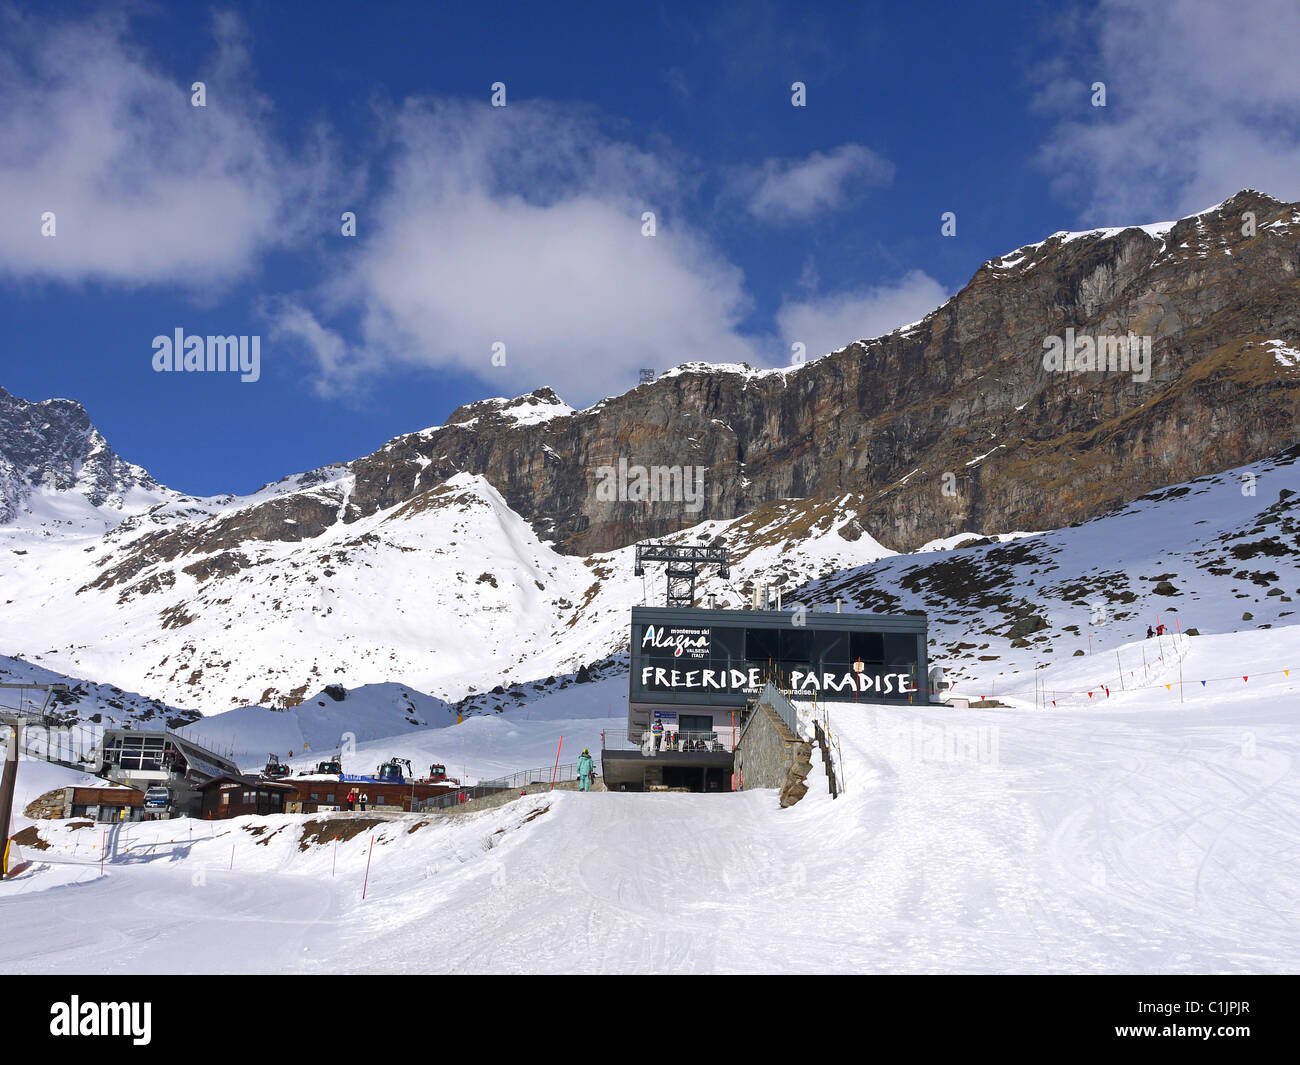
[198,773,298,793]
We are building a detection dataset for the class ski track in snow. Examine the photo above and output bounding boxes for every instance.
[5,628,1298,974]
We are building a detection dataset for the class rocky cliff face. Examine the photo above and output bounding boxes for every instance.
[301,188,1300,554]
[5,186,1300,714]
[0,384,166,524]
[8,190,1300,569]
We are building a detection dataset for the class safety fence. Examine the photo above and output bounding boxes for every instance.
[812,710,844,799]
[758,683,810,740]
[412,762,580,810]
[601,729,737,754]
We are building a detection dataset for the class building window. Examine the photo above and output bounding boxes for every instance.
[106,733,167,771]
[745,627,779,663]
[884,632,917,667]
[850,631,885,666]
[221,793,229,806]
[778,628,812,664]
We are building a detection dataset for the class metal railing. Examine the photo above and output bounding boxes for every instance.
[411,762,581,811]
[813,712,844,799]
[601,729,737,754]
[758,683,806,739]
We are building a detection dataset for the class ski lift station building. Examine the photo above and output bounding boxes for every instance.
[89,729,241,818]
[602,605,929,792]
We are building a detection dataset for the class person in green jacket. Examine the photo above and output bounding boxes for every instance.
[577,749,595,792]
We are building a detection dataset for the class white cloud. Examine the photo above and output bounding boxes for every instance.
[1035,0,1300,222]
[775,270,950,361]
[276,100,757,405]
[0,9,326,288]
[747,143,894,221]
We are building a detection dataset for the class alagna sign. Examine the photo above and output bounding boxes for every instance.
[640,624,711,661]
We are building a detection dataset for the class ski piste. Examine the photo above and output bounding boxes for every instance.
[2,4,1299,1043]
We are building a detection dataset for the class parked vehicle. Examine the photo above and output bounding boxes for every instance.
[418,763,458,784]
[376,757,413,783]
[262,753,292,779]
[143,785,172,809]
[298,758,342,776]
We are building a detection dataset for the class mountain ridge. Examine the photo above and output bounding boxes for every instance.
[3,189,1299,713]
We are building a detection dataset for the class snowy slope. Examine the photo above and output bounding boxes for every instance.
[799,446,1300,699]
[176,675,621,781]
[0,653,459,770]
[0,471,895,713]
[2,443,1297,732]
[3,625,1296,974]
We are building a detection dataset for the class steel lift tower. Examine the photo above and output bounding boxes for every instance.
[634,542,729,608]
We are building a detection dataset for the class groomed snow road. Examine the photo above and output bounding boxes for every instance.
[4,637,1298,973]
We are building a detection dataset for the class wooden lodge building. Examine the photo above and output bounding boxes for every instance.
[197,774,461,819]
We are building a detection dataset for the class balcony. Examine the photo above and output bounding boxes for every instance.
[601,728,737,756]
[600,730,735,792]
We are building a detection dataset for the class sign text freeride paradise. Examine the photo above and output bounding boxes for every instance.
[639,665,917,695]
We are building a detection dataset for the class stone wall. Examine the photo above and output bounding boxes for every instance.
[735,701,814,807]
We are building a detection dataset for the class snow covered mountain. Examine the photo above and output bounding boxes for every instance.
[0,384,175,532]
[2,444,1297,721]
[2,191,1298,721]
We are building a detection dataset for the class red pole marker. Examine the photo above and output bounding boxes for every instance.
[362,834,375,899]
[550,735,563,791]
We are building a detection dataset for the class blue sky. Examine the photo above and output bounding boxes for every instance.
[3,0,1299,496]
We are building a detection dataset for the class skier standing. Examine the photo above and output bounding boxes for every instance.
[577,749,595,792]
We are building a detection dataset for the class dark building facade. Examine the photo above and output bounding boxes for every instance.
[606,605,930,792]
